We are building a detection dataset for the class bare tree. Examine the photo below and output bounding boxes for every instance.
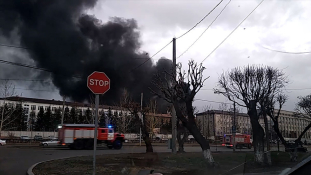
[0,81,17,136]
[177,118,189,153]
[152,60,215,165]
[123,91,153,152]
[146,99,161,138]
[259,94,287,164]
[126,102,153,152]
[295,94,311,143]
[114,89,133,133]
[215,65,287,164]
[263,94,299,161]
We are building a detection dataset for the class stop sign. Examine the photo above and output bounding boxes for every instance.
[87,71,110,94]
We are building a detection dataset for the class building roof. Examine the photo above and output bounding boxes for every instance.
[0,96,171,117]
[0,96,121,110]
[146,113,171,118]
[196,109,249,117]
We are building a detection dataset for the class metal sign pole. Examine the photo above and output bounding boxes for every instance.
[93,94,99,175]
[140,93,143,146]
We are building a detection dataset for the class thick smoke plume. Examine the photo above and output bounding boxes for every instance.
[0,0,172,112]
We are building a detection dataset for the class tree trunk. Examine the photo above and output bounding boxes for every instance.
[289,148,298,162]
[142,113,153,153]
[248,100,265,164]
[263,114,271,165]
[0,100,5,137]
[174,102,214,164]
[272,121,297,161]
[142,122,153,152]
[188,123,214,163]
[272,122,287,146]
[143,135,154,152]
[203,149,214,162]
[296,122,311,143]
[134,112,153,153]
[177,122,188,153]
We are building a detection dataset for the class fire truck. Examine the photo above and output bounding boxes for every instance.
[57,124,125,150]
[222,133,252,149]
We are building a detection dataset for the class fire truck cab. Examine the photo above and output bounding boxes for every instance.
[58,124,125,150]
[222,133,252,149]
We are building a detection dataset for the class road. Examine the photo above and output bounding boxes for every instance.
[0,145,269,175]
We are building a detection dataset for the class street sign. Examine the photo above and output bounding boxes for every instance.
[87,71,110,94]
[87,71,110,175]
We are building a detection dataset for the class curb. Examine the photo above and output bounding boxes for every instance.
[280,154,311,175]
[26,156,83,175]
[27,162,40,175]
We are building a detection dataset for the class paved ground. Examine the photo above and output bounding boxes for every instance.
[0,144,258,175]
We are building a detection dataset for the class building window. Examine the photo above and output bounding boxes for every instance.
[15,103,21,108]
[38,106,43,110]
[23,108,29,114]
[52,107,56,111]
[44,106,49,111]
[24,104,29,107]
[31,105,36,110]
[7,103,13,107]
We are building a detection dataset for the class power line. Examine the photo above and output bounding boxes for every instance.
[286,88,311,91]
[260,45,311,54]
[176,0,224,40]
[0,59,83,79]
[0,78,51,82]
[130,40,173,72]
[0,44,30,50]
[200,87,311,91]
[0,59,50,72]
[194,98,231,105]
[201,0,265,63]
[14,87,58,92]
[177,0,231,59]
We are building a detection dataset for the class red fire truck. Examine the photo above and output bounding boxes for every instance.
[58,124,125,150]
[222,133,252,149]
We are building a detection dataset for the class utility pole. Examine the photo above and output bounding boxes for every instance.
[233,102,236,152]
[171,37,177,153]
[61,96,65,125]
[140,93,143,146]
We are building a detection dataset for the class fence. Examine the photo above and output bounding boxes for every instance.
[0,131,193,143]
[0,131,57,139]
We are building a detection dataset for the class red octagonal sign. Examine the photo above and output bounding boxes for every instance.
[87,71,110,94]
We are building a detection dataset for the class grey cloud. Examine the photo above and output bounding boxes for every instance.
[96,0,306,35]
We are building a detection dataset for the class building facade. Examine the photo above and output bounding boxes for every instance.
[196,110,255,140]
[0,96,127,131]
[196,109,311,140]
[277,110,311,140]
[0,96,172,133]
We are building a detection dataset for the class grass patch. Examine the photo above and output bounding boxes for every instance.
[33,151,310,175]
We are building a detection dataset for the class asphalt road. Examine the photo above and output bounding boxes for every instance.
[0,145,258,175]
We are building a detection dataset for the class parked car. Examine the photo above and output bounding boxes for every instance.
[0,139,6,146]
[20,136,30,140]
[188,135,195,142]
[270,140,277,144]
[34,135,43,141]
[48,136,56,139]
[40,138,59,147]
[285,141,308,153]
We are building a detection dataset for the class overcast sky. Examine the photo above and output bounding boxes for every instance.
[2,0,311,113]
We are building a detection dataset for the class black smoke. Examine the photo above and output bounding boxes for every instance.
[0,0,172,112]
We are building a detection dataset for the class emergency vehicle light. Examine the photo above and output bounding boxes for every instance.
[58,125,62,129]
[108,125,112,128]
